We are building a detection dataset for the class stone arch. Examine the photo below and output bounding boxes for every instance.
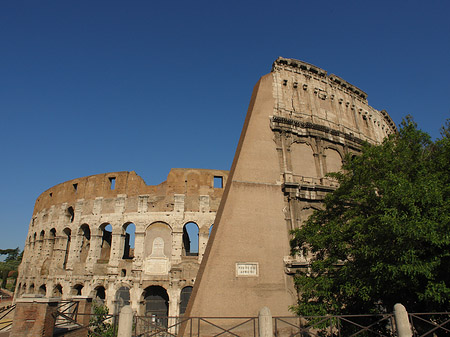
[38,230,45,255]
[180,286,193,315]
[90,285,106,302]
[290,142,319,178]
[144,222,172,258]
[98,223,112,262]
[324,147,343,174]
[66,206,75,223]
[29,283,35,294]
[114,285,131,314]
[52,284,63,297]
[122,222,136,259]
[142,285,169,325]
[183,222,199,256]
[78,224,91,263]
[71,283,84,296]
[208,224,214,237]
[38,284,46,296]
[62,228,72,270]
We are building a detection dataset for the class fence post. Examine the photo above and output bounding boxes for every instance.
[394,303,412,337]
[117,305,133,337]
[259,306,273,337]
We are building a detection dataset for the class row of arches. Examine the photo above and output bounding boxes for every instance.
[25,221,214,272]
[17,281,193,320]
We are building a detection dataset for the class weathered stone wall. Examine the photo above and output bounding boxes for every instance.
[16,168,228,316]
[185,57,397,321]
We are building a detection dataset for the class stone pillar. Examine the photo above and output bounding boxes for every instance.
[86,233,102,271]
[66,233,81,270]
[117,305,133,337]
[259,306,273,337]
[10,295,59,337]
[167,287,180,335]
[110,231,125,266]
[172,231,183,262]
[394,303,412,337]
[133,230,145,264]
[198,230,209,262]
[72,296,93,327]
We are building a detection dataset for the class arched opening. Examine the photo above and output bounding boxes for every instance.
[39,284,46,296]
[63,228,71,270]
[39,230,45,257]
[93,286,106,303]
[291,142,319,178]
[53,284,63,297]
[49,228,56,257]
[183,222,199,256]
[122,223,135,259]
[67,206,75,223]
[79,224,91,263]
[115,286,130,314]
[208,224,214,237]
[99,223,112,262]
[324,148,343,174]
[72,284,83,296]
[143,286,169,326]
[33,232,37,250]
[180,286,193,316]
[22,283,26,296]
[144,222,172,259]
[29,283,35,294]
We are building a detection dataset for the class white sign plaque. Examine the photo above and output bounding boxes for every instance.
[236,262,259,277]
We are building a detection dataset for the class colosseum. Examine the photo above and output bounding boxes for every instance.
[15,168,228,318]
[16,57,397,324]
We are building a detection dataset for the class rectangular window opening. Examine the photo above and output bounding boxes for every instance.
[49,192,53,197]
[73,183,78,192]
[109,177,116,190]
[214,176,223,189]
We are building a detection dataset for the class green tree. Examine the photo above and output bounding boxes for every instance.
[290,117,450,316]
[0,248,22,290]
[88,301,116,337]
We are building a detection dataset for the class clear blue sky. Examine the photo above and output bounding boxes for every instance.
[1,0,449,251]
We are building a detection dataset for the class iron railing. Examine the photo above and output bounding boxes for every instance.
[409,312,450,336]
[273,314,395,336]
[133,316,258,337]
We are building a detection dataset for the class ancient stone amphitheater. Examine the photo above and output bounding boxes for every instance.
[16,169,228,317]
[16,57,397,320]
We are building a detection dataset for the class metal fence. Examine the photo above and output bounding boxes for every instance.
[133,316,258,337]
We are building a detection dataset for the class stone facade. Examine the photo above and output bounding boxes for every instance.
[185,57,397,321]
[16,168,228,317]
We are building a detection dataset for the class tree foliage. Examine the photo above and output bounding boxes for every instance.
[88,301,115,337]
[290,117,450,315]
[0,248,22,290]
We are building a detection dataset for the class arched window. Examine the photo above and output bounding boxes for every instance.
[39,284,46,296]
[48,228,56,258]
[144,222,172,259]
[67,206,75,223]
[29,284,35,294]
[143,286,169,326]
[39,230,45,256]
[180,286,193,315]
[93,286,106,303]
[63,228,71,270]
[208,224,214,237]
[72,284,83,296]
[123,223,135,259]
[183,222,199,256]
[99,223,112,262]
[115,286,130,314]
[53,284,63,297]
[79,224,91,263]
